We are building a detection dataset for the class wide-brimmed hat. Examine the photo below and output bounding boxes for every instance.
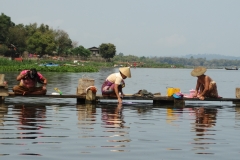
[119,67,131,78]
[191,66,207,77]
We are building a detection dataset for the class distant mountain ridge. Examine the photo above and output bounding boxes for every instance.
[182,54,240,60]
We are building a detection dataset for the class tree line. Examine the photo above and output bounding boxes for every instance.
[113,54,240,68]
[0,13,116,60]
[152,56,240,68]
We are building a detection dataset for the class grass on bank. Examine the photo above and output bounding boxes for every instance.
[0,57,184,72]
[0,58,102,72]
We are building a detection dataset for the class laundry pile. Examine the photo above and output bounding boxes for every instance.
[133,89,160,98]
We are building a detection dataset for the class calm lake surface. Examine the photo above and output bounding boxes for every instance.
[1,68,240,160]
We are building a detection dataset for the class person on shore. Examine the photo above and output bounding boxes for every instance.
[13,68,47,95]
[191,66,218,100]
[101,67,131,104]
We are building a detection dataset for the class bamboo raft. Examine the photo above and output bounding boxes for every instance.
[1,74,240,105]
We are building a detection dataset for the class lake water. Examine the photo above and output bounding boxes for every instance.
[1,68,240,160]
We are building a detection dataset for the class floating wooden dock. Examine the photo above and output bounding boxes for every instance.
[0,92,240,105]
[1,74,240,105]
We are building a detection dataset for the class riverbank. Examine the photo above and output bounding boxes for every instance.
[0,57,183,72]
[0,57,104,72]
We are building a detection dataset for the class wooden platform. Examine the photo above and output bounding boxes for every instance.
[1,92,240,105]
[1,73,240,105]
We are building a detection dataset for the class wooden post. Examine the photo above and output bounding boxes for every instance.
[174,99,185,108]
[236,88,240,98]
[77,97,86,104]
[0,97,4,104]
[85,90,96,104]
[153,100,160,105]
[77,77,94,95]
[0,87,8,96]
[0,74,4,85]
[0,74,8,103]
[153,100,174,105]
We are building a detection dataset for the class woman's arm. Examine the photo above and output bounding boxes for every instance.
[199,76,210,97]
[16,72,27,81]
[193,79,200,97]
[41,76,47,84]
[114,84,122,103]
[41,76,47,90]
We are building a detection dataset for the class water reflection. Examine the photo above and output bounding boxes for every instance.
[192,107,218,154]
[101,103,130,152]
[12,104,46,139]
[2,69,240,158]
[194,107,217,134]
[101,103,125,128]
[235,106,240,120]
[166,107,183,126]
[234,106,240,131]
[0,104,8,126]
[76,104,96,122]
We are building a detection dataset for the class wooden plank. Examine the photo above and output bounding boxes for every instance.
[8,92,86,98]
[182,97,237,102]
[3,92,240,103]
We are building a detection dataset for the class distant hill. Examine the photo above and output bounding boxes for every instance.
[182,54,240,60]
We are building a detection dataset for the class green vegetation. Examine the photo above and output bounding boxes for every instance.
[151,56,240,68]
[72,46,92,58]
[0,19,90,58]
[0,13,15,43]
[99,43,116,61]
[0,55,179,73]
[0,58,99,72]
[112,55,184,68]
[2,53,240,73]
[112,54,240,68]
[0,13,117,62]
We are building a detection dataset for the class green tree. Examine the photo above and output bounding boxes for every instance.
[0,44,8,56]
[99,43,116,61]
[72,45,91,58]
[27,31,56,55]
[0,13,15,43]
[25,23,38,37]
[53,29,72,55]
[140,56,146,61]
[8,24,27,54]
[119,52,124,56]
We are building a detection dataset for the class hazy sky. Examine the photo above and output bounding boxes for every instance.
[1,0,240,57]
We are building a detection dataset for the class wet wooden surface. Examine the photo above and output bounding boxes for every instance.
[3,92,240,103]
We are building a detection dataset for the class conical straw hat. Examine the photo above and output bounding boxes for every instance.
[191,66,207,77]
[119,67,131,78]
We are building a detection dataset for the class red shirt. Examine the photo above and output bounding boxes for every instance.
[20,70,44,88]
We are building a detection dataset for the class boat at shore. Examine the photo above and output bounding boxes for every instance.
[225,67,238,70]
